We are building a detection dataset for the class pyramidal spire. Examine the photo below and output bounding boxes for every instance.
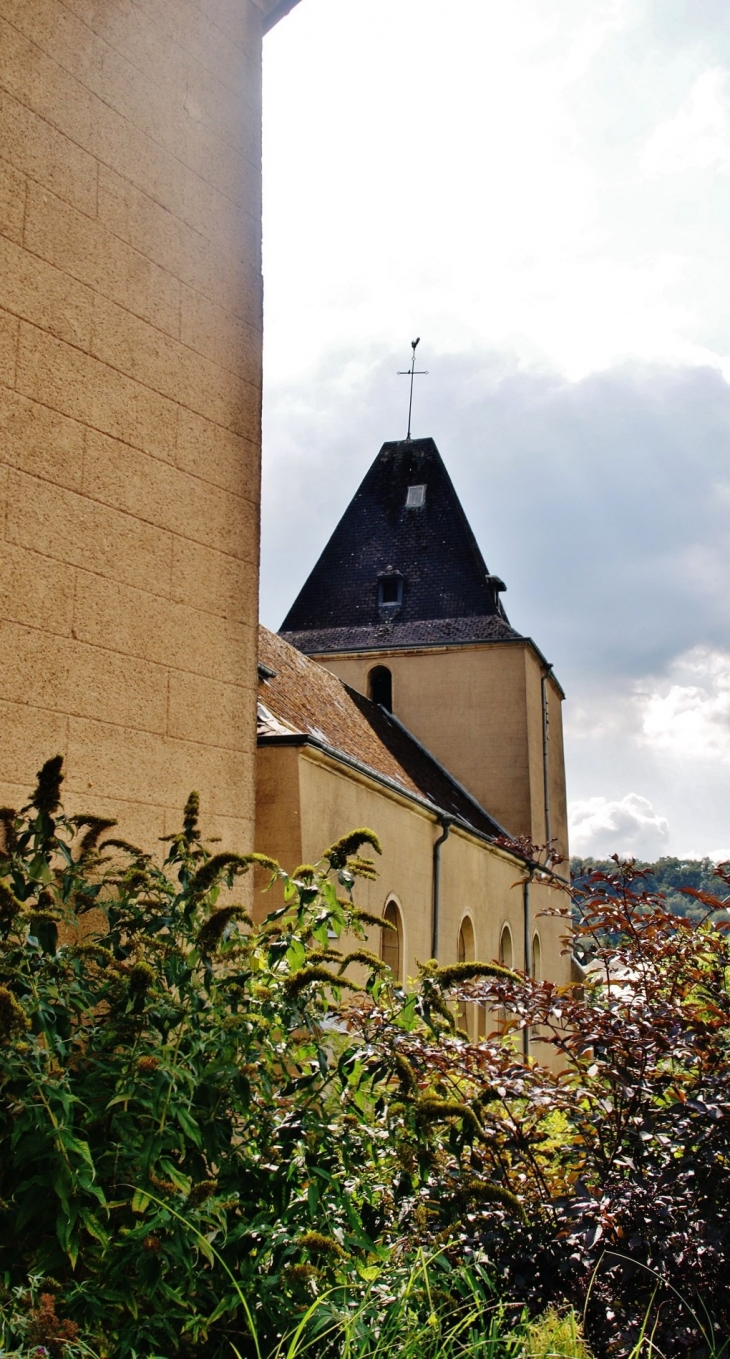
[280,437,522,655]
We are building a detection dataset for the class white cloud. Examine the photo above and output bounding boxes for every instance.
[569,793,670,858]
[641,69,730,176]
[637,647,730,759]
[264,0,730,384]
[262,2,730,857]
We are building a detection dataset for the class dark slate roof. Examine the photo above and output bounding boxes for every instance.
[280,437,521,654]
[258,627,507,839]
[281,615,522,655]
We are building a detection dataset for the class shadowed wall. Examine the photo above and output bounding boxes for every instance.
[0,0,286,846]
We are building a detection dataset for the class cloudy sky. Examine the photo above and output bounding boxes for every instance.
[259,0,730,861]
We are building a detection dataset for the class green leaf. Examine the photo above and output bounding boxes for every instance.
[79,1207,110,1247]
[131,1189,150,1215]
[175,1105,202,1147]
[61,1133,95,1169]
[208,1293,239,1324]
[396,993,419,1031]
[286,940,306,972]
[158,1159,191,1193]
[105,1093,133,1110]
[28,853,52,884]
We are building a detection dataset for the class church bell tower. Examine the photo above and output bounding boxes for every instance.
[279,436,568,861]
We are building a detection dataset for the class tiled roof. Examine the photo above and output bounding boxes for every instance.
[258,626,506,839]
[280,437,520,650]
[281,614,522,656]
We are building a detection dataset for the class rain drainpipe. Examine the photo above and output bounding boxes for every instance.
[431,818,451,960]
[541,665,553,849]
[522,870,534,1060]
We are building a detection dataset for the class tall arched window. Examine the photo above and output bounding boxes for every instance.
[457,916,475,1034]
[498,925,514,1036]
[457,916,475,965]
[532,932,542,982]
[368,666,393,712]
[381,898,402,981]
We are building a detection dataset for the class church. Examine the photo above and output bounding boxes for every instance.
[0,0,572,1007]
[255,433,572,1010]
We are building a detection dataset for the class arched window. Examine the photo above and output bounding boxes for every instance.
[532,932,542,982]
[381,898,402,981]
[499,924,513,970]
[498,924,514,1036]
[458,916,474,964]
[368,666,393,712]
[457,916,475,1034]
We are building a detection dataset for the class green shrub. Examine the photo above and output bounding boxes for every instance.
[0,762,392,1355]
[0,760,514,1358]
[2,762,729,1359]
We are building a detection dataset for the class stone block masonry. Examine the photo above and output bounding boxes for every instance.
[0,0,279,851]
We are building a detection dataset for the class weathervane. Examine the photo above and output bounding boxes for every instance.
[398,338,428,441]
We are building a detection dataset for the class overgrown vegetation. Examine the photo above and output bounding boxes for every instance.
[0,762,729,1358]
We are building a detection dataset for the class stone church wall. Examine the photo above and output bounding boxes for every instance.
[320,642,569,862]
[255,743,572,1007]
[0,0,267,848]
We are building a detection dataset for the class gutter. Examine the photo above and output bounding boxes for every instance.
[431,818,451,959]
[522,874,531,1059]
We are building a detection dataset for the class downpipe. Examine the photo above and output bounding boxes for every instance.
[522,873,531,1059]
[431,817,451,959]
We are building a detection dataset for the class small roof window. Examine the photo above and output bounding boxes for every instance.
[378,573,403,608]
[405,484,426,509]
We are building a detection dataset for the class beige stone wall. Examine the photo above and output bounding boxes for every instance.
[438,826,571,1059]
[254,742,304,896]
[544,668,568,866]
[0,0,267,849]
[253,743,572,1017]
[315,642,570,860]
[523,648,569,864]
[297,747,436,972]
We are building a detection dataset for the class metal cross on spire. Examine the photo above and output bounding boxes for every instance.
[398,338,428,441]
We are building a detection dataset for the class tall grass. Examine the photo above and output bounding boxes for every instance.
[244,1255,591,1359]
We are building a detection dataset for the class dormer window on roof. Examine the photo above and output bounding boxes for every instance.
[405,484,426,508]
[378,576,402,607]
[378,572,403,608]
